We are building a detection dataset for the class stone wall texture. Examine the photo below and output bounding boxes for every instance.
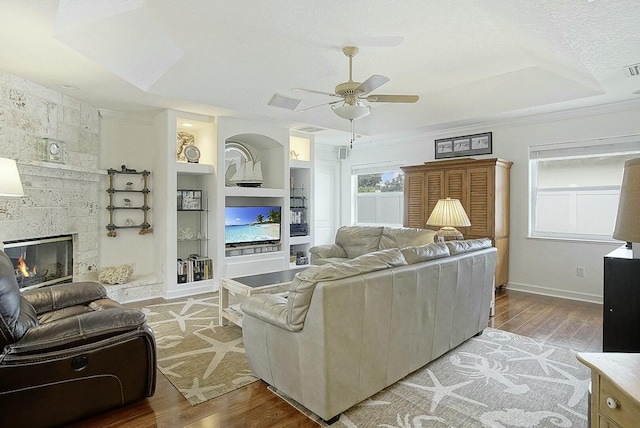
[0,70,101,281]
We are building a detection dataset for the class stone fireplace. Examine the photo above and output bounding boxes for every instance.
[0,69,101,283]
[3,235,73,290]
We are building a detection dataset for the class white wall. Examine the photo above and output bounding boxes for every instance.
[325,102,640,303]
[98,111,157,275]
[495,106,640,303]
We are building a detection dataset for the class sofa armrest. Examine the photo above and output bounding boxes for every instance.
[240,294,300,332]
[4,308,146,355]
[22,281,107,314]
[309,244,347,263]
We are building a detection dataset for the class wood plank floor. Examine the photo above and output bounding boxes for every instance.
[70,289,602,428]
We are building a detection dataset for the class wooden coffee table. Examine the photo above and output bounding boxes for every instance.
[219,267,308,327]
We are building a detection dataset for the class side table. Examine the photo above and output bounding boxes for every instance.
[577,352,640,427]
[219,267,307,327]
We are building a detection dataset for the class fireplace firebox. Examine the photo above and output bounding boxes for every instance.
[3,235,73,291]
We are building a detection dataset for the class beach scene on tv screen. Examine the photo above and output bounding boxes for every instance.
[225,206,281,245]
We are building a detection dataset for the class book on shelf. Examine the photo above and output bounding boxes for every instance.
[177,256,213,283]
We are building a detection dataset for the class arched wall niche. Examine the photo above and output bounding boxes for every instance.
[224,133,285,189]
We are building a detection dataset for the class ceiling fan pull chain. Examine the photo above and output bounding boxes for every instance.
[350,119,355,149]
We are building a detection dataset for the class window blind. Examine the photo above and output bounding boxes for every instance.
[530,135,640,160]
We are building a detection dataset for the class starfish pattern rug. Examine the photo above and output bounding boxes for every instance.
[139,294,258,405]
[272,328,591,427]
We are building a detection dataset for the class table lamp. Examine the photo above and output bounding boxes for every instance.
[426,197,471,242]
[0,157,24,250]
[0,157,24,199]
[613,158,640,258]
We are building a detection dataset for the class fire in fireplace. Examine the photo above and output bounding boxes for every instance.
[3,235,73,290]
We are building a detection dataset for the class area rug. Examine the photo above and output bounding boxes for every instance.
[139,294,258,405]
[273,328,590,427]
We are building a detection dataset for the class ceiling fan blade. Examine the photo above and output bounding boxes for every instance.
[296,100,342,112]
[356,75,390,96]
[365,94,419,103]
[293,88,340,98]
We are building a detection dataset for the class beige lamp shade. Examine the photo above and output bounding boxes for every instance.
[0,158,24,197]
[426,197,471,241]
[613,158,640,245]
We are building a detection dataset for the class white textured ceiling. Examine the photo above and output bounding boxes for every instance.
[1,0,639,144]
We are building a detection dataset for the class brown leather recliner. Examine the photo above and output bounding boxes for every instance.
[0,249,156,427]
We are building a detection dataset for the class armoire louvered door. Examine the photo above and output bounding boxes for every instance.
[401,158,512,287]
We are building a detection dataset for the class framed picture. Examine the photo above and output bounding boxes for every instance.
[178,190,202,210]
[435,132,492,159]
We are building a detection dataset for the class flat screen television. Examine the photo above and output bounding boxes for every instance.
[225,206,281,247]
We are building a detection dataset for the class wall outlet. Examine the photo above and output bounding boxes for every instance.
[577,266,585,277]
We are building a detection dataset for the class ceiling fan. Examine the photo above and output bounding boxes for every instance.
[294,46,419,147]
[295,46,419,117]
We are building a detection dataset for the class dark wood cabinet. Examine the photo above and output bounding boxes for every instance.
[603,246,640,352]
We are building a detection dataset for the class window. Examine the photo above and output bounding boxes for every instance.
[529,135,640,241]
[352,162,404,226]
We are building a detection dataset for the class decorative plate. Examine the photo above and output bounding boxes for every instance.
[184,145,200,163]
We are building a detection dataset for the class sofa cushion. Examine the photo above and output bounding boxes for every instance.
[335,225,384,259]
[379,227,437,250]
[401,242,450,264]
[311,257,349,266]
[308,243,348,260]
[446,238,493,255]
[306,248,407,282]
[286,248,407,329]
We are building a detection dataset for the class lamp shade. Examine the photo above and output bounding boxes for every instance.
[331,102,371,120]
[613,157,640,243]
[0,158,24,197]
[426,198,471,227]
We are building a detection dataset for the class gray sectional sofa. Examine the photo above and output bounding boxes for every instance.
[309,225,437,265]
[240,237,496,423]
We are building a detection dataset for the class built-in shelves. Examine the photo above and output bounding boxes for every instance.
[176,162,214,174]
[154,109,217,299]
[155,112,315,298]
[177,209,208,255]
[288,140,313,268]
[225,186,286,198]
[290,186,308,237]
[176,174,212,288]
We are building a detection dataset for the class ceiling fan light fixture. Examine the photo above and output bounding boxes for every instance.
[332,101,370,120]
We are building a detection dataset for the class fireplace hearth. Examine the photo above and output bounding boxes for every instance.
[3,235,73,290]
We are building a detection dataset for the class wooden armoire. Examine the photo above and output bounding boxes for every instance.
[401,158,512,287]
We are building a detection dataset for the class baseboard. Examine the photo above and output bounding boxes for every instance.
[506,282,603,304]
[165,280,218,300]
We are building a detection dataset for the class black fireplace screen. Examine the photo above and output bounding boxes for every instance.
[3,235,73,290]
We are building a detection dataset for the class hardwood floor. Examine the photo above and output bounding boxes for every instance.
[489,288,602,353]
[71,289,602,428]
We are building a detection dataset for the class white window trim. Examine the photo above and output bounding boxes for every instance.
[352,160,405,227]
[529,134,640,243]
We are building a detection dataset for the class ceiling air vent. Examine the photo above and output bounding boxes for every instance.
[624,63,640,77]
[294,125,326,134]
[267,93,302,110]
